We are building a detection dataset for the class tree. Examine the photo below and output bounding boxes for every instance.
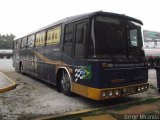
[0,33,16,49]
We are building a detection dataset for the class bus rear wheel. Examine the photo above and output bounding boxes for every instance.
[20,63,24,74]
[60,70,73,96]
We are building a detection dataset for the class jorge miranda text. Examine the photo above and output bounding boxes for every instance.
[124,114,159,120]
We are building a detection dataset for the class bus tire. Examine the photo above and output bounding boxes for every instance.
[60,70,73,96]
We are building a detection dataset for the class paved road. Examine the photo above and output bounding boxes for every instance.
[0,59,159,120]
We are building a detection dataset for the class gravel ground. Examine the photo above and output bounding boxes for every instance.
[0,59,159,120]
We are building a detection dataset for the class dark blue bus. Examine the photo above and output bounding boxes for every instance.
[13,11,149,100]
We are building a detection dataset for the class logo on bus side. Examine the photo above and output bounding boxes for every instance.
[74,65,92,82]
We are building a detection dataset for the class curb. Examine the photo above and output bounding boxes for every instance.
[0,71,16,93]
[35,109,98,120]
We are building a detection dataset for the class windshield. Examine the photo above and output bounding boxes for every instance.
[90,15,143,59]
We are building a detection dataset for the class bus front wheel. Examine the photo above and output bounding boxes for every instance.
[60,70,73,96]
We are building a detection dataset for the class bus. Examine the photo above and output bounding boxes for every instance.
[13,11,149,100]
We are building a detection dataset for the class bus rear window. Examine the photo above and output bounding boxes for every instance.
[129,29,138,47]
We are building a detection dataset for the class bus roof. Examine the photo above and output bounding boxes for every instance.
[15,11,143,40]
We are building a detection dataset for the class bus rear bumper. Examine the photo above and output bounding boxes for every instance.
[72,82,149,100]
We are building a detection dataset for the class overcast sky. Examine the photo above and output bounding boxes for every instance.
[0,0,160,38]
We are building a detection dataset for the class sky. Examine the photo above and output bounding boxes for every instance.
[0,0,160,38]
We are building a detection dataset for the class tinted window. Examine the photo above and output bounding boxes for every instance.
[76,23,86,44]
[13,41,17,50]
[63,24,74,57]
[75,22,87,58]
[17,39,21,49]
[64,24,73,45]
[27,34,35,48]
[21,37,27,49]
[129,29,138,47]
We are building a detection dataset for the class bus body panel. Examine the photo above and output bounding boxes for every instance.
[72,61,148,88]
[44,45,62,84]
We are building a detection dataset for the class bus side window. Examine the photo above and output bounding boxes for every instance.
[64,24,73,45]
[17,39,21,49]
[53,27,61,44]
[15,41,18,49]
[35,33,39,47]
[46,26,61,45]
[27,34,35,48]
[129,29,138,47]
[35,31,45,47]
[21,37,27,49]
[63,24,74,57]
[13,41,17,50]
[47,29,53,44]
[75,23,87,58]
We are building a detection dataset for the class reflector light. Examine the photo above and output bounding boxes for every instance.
[108,91,113,96]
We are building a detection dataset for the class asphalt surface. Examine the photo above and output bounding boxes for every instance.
[0,58,159,120]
